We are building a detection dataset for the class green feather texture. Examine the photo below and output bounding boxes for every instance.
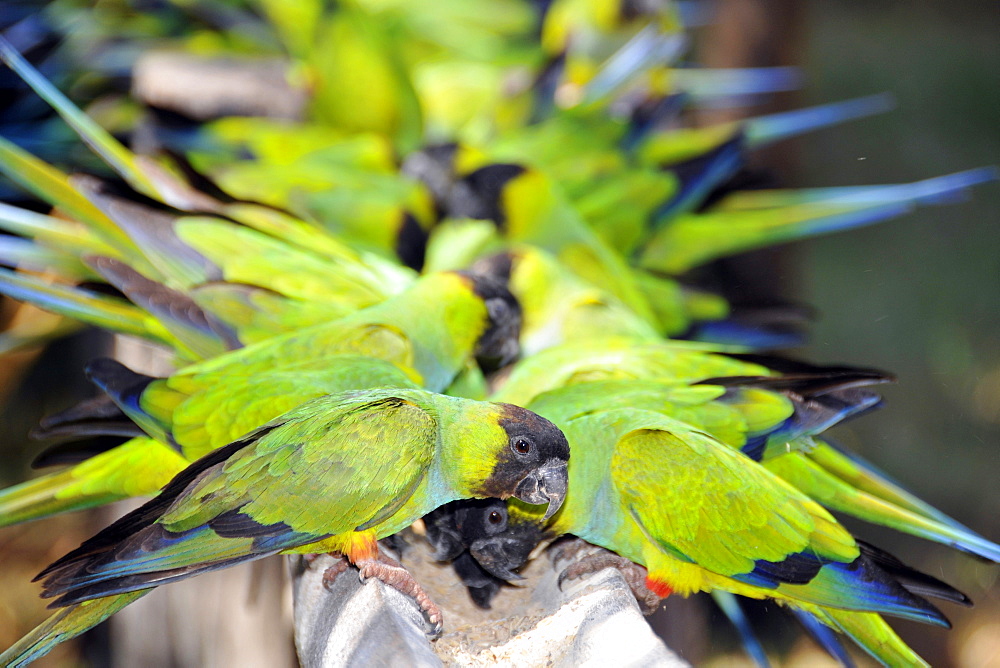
[38,389,566,597]
[0,270,517,528]
[0,3,996,666]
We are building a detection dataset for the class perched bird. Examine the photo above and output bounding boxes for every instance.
[0,357,415,528]
[0,11,995,668]
[462,401,970,666]
[0,270,521,527]
[424,498,526,608]
[0,159,418,357]
[492,341,1000,562]
[426,496,964,667]
[1,387,570,666]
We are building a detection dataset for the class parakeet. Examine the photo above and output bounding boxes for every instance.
[460,401,969,666]
[424,498,523,609]
[0,270,521,527]
[0,160,419,357]
[0,8,995,668]
[491,340,1000,562]
[427,495,964,667]
[1,387,570,666]
[424,501,796,666]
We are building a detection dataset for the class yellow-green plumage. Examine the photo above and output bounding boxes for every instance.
[493,337,764,406]
[2,388,569,666]
[495,344,1000,562]
[545,409,859,596]
[47,386,567,584]
[496,400,955,666]
[0,270,517,528]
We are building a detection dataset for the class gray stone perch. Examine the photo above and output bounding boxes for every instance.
[291,532,688,667]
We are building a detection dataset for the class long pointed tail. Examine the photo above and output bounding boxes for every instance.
[0,592,147,667]
[710,591,771,668]
[0,438,185,528]
[0,470,124,529]
[639,168,998,274]
[766,453,1000,562]
[790,607,855,667]
[809,606,930,668]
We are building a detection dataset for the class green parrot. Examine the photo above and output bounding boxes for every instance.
[419,216,735,349]
[257,0,540,152]
[0,49,421,356]
[493,337,764,406]
[0,387,570,666]
[429,493,966,667]
[473,247,663,354]
[493,342,1000,562]
[185,119,439,269]
[473,401,967,666]
[537,0,683,110]
[637,168,999,275]
[421,220,675,350]
[0,356,415,528]
[0,270,521,527]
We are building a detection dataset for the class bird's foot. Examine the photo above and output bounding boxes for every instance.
[548,535,592,565]
[356,551,444,638]
[318,554,351,588]
[555,542,662,614]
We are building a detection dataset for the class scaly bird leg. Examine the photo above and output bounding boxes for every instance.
[312,548,444,638]
[355,548,444,639]
[318,554,350,585]
[552,538,663,614]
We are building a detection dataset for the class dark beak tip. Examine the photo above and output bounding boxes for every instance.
[540,462,568,521]
[470,547,524,583]
[514,460,567,520]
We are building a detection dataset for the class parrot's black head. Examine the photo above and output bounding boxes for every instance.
[476,404,569,522]
[471,251,515,285]
[459,498,546,583]
[449,163,526,227]
[425,498,515,563]
[424,498,548,608]
[460,271,522,373]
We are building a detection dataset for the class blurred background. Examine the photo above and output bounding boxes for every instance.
[0,0,997,666]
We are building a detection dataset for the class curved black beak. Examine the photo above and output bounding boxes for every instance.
[514,458,568,522]
[470,536,530,582]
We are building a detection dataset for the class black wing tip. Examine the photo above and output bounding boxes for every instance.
[723,353,897,384]
[857,540,974,608]
[84,358,157,401]
[696,369,894,398]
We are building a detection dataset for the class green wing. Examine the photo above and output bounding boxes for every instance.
[606,411,857,576]
[158,356,420,460]
[160,392,439,536]
[37,391,440,604]
[0,438,187,528]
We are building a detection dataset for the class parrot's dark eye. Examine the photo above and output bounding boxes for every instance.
[488,510,504,525]
[511,436,532,455]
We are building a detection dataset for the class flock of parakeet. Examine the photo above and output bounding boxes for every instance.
[0,1,997,666]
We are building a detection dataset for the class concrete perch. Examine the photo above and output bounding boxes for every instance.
[291,533,688,667]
